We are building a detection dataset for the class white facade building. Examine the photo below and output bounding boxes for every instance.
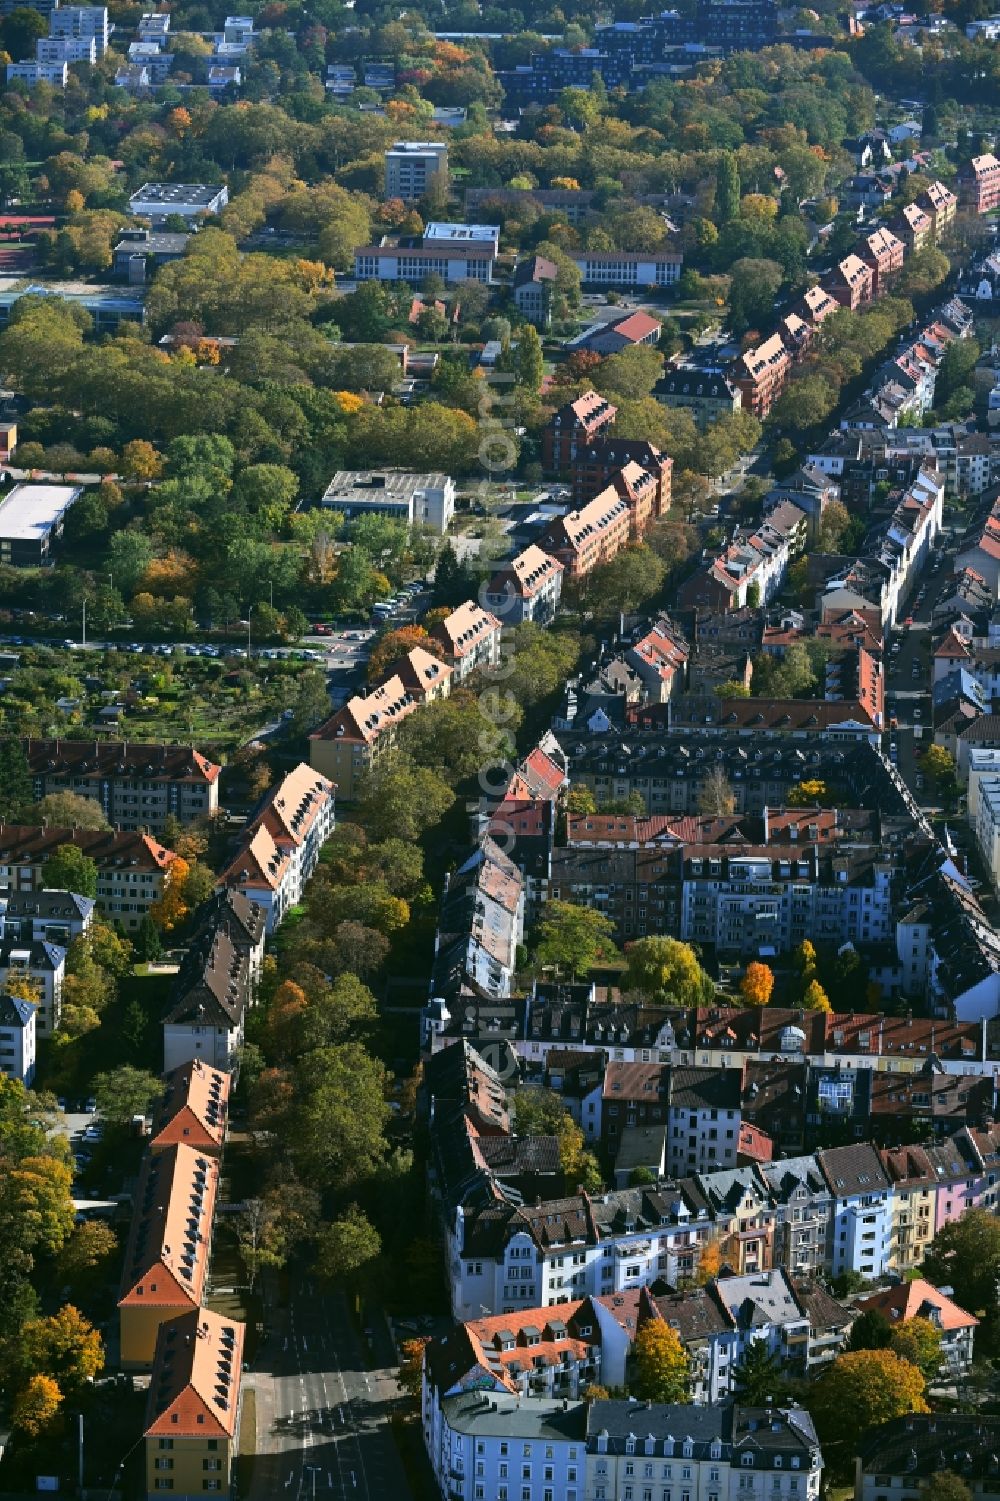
[0,992,35,1085]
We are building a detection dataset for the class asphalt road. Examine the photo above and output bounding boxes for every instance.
[883,542,955,803]
[247,1281,411,1501]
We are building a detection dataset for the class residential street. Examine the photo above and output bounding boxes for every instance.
[246,1281,411,1501]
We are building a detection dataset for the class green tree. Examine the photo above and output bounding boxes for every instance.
[727,258,784,337]
[28,792,110,830]
[92,1066,164,1129]
[515,325,544,392]
[923,1210,1000,1314]
[1,6,48,62]
[632,1321,690,1403]
[731,1337,787,1404]
[890,1317,942,1380]
[0,739,33,821]
[0,1155,75,1260]
[847,1308,893,1352]
[314,1205,382,1286]
[356,761,456,842]
[289,1043,389,1189]
[55,1222,118,1303]
[42,845,98,898]
[716,153,741,223]
[625,936,713,1005]
[534,901,619,980]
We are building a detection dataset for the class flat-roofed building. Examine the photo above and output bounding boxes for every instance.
[384,140,449,201]
[0,483,82,565]
[320,469,455,534]
[118,1142,219,1368]
[143,1307,244,1499]
[128,182,229,223]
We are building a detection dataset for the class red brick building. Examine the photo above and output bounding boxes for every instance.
[542,389,617,472]
[858,227,905,297]
[959,153,1000,215]
[733,332,792,419]
[537,483,631,579]
[823,252,874,311]
[571,436,672,517]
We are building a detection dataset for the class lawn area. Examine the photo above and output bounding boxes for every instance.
[237,1387,257,1494]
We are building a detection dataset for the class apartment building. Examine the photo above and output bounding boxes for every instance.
[384,140,448,201]
[677,501,807,612]
[221,763,335,932]
[758,1155,834,1277]
[624,619,688,704]
[36,35,96,61]
[655,1269,851,1404]
[119,1143,219,1369]
[0,825,176,932]
[20,738,221,832]
[588,1402,822,1501]
[0,936,64,1037]
[795,284,840,328]
[654,366,742,429]
[602,1062,742,1177]
[733,333,792,420]
[320,469,456,533]
[818,1143,893,1280]
[856,1278,977,1376]
[6,59,68,85]
[543,391,618,473]
[430,600,503,681]
[48,4,109,51]
[0,991,35,1085]
[150,1059,230,1157]
[824,253,874,311]
[855,1415,1000,1501]
[894,200,934,252]
[143,1308,244,1500]
[959,152,1000,215]
[485,546,565,626]
[163,925,249,1074]
[537,486,633,581]
[858,227,905,297]
[572,438,672,520]
[431,838,525,1005]
[311,674,421,800]
[514,255,558,327]
[917,179,958,236]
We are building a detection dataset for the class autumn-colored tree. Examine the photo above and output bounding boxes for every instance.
[931,1474,973,1501]
[398,1336,430,1400]
[121,439,164,483]
[890,1317,943,1380]
[263,980,309,1061]
[787,779,831,807]
[56,1221,118,1301]
[632,1321,690,1403]
[149,856,190,932]
[813,1350,928,1466]
[19,1305,104,1395]
[366,624,445,683]
[625,936,713,1005]
[12,1374,63,1437]
[697,765,737,816]
[793,939,817,974]
[740,962,774,1006]
[802,978,831,1012]
[565,785,598,815]
[141,549,198,597]
[5,971,42,1005]
[1,1155,75,1258]
[693,1237,723,1286]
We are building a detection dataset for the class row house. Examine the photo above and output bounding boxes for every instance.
[777,311,814,361]
[897,860,1000,1020]
[794,284,840,328]
[310,649,451,800]
[425,1392,820,1501]
[655,1268,852,1404]
[444,1123,1000,1319]
[150,1059,231,1157]
[221,762,335,932]
[858,226,905,297]
[19,737,220,832]
[824,253,874,311]
[431,599,503,681]
[542,390,617,473]
[0,824,177,933]
[118,1141,219,1369]
[143,1307,245,1501]
[856,1414,1000,1501]
[959,152,1000,215]
[623,619,689,705]
[571,437,672,517]
[430,838,525,1007]
[485,545,565,626]
[537,485,632,581]
[162,923,250,1074]
[601,1062,743,1177]
[677,501,806,612]
[733,332,791,420]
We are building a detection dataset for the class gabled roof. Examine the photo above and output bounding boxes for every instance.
[855,1278,977,1332]
[150,1060,230,1154]
[119,1143,218,1310]
[144,1307,244,1439]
